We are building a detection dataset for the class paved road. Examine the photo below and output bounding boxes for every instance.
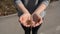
[0,1,60,34]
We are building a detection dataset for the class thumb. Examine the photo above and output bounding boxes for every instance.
[28,16,31,20]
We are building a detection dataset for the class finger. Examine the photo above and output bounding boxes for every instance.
[26,25,30,27]
[23,24,30,27]
[35,19,43,27]
[31,18,35,24]
[19,17,23,23]
[20,16,22,21]
[35,23,40,27]
[28,17,30,21]
[22,22,30,27]
[39,18,43,24]
[32,24,35,27]
[22,23,27,27]
[20,16,24,21]
[21,16,28,23]
[35,20,42,27]
[28,15,31,20]
[31,21,36,27]
[34,19,43,27]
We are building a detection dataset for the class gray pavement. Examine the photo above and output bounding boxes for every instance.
[0,1,60,34]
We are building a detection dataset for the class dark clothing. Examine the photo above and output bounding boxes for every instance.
[14,0,50,34]
[14,0,50,17]
[21,24,42,34]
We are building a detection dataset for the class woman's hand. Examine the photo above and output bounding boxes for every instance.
[19,12,43,27]
[32,12,43,27]
[19,13,31,27]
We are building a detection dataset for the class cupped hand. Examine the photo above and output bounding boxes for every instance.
[19,13,31,27]
[32,13,43,27]
[19,12,43,27]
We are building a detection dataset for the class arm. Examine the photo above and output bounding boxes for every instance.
[33,0,50,15]
[15,0,29,13]
[15,0,32,27]
[32,0,50,27]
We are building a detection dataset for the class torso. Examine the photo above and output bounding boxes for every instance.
[21,0,44,14]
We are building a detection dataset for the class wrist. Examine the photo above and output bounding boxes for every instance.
[33,11,40,15]
[23,11,30,14]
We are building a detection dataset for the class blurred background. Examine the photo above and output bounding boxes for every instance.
[0,0,59,16]
[0,0,60,34]
[0,0,17,16]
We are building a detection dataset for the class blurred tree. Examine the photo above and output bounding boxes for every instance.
[0,0,17,16]
[50,0,59,3]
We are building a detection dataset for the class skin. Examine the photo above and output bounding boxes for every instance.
[17,1,47,27]
[32,3,47,27]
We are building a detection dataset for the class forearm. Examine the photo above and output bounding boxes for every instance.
[34,3,47,14]
[15,0,29,13]
[18,2,29,13]
[33,0,50,15]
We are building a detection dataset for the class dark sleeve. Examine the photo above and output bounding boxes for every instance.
[41,0,50,6]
